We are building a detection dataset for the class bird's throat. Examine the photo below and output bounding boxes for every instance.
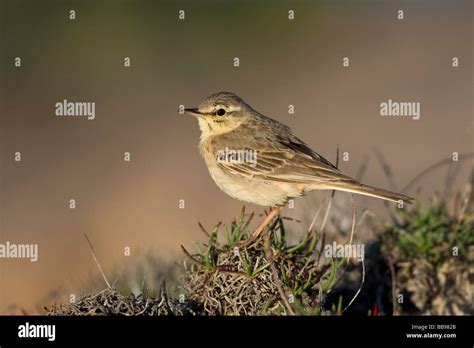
[197,118,213,141]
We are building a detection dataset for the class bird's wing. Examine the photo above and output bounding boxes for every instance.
[211,122,354,184]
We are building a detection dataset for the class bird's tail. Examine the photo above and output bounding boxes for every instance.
[322,180,413,204]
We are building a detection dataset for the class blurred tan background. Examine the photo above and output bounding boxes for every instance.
[0,0,472,313]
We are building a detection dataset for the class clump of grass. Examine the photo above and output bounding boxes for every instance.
[379,186,474,315]
[381,198,473,267]
[180,207,345,315]
[45,207,347,316]
[46,286,199,316]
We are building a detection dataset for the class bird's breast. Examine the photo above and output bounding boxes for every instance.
[198,138,303,206]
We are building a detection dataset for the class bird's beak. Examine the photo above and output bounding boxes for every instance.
[184,108,204,118]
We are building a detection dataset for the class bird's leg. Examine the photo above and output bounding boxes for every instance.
[251,206,282,239]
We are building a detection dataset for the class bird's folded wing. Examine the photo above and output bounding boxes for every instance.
[216,148,354,184]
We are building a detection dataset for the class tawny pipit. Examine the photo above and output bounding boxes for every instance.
[185,92,413,238]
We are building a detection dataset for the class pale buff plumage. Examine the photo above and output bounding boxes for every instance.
[185,92,413,207]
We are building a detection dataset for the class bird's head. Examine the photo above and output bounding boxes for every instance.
[184,92,252,138]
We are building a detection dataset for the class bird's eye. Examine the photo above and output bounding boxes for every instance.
[216,108,226,116]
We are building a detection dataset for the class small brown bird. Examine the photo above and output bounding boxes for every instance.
[185,92,413,237]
